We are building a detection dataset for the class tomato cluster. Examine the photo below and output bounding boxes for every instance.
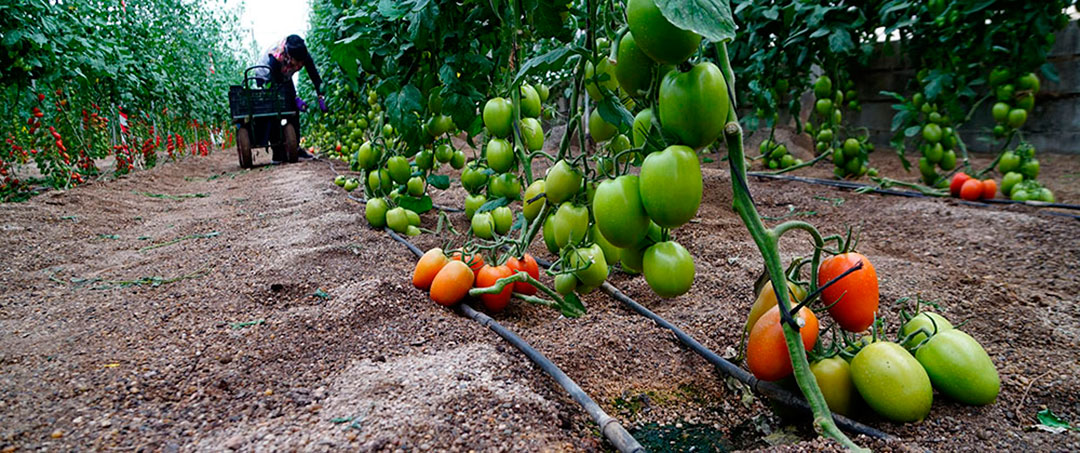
[413,248,541,313]
[988,69,1038,138]
[805,76,875,179]
[757,139,801,170]
[997,144,1054,202]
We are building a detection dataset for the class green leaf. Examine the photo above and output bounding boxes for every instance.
[1037,409,1079,432]
[399,195,433,214]
[426,174,450,190]
[655,0,736,43]
[513,47,582,87]
[313,289,331,300]
[558,292,586,318]
[828,29,854,53]
[477,197,511,214]
[904,125,921,137]
[596,95,634,130]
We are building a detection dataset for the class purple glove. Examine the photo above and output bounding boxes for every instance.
[295,97,308,112]
[318,96,328,113]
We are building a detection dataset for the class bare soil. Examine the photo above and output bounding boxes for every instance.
[1,139,1078,452]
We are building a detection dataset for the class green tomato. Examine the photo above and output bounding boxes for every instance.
[566,243,609,293]
[536,83,550,103]
[385,207,410,233]
[1000,171,1023,196]
[483,97,513,138]
[851,341,933,422]
[815,98,833,116]
[367,169,392,196]
[993,125,1006,138]
[434,143,452,164]
[406,225,421,237]
[405,209,420,227]
[1007,109,1027,129]
[584,59,618,99]
[817,128,834,143]
[643,241,694,298]
[900,312,953,349]
[928,112,943,124]
[543,214,560,254]
[488,173,522,200]
[407,176,425,196]
[471,211,495,239]
[912,92,925,108]
[523,179,547,223]
[1018,72,1040,93]
[1016,94,1035,112]
[520,84,541,118]
[1020,159,1040,179]
[991,102,1011,123]
[593,175,650,248]
[832,107,843,124]
[357,141,379,170]
[813,76,833,99]
[590,223,621,267]
[589,108,617,143]
[988,67,1011,87]
[844,157,861,175]
[343,178,359,192]
[918,156,936,179]
[553,202,589,249]
[626,0,702,65]
[658,62,729,148]
[554,273,578,295]
[465,194,486,220]
[621,221,661,274]
[615,32,656,97]
[387,155,411,184]
[915,330,1000,405]
[520,117,545,151]
[415,148,435,171]
[810,357,858,417]
[426,115,449,136]
[780,154,795,168]
[486,138,515,173]
[922,123,943,143]
[842,138,860,158]
[334,175,347,187]
[1038,187,1055,202]
[450,150,466,170]
[640,145,702,228]
[939,150,957,171]
[492,206,513,235]
[632,108,656,150]
[1011,189,1031,201]
[545,160,583,204]
[996,84,1015,102]
[365,197,389,228]
[461,164,489,194]
[925,142,944,164]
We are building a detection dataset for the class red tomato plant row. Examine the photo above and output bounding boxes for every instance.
[0,0,245,201]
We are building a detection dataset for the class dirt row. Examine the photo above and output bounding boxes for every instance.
[0,143,1078,452]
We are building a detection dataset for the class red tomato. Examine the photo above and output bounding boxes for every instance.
[449,251,485,273]
[746,305,819,381]
[506,254,540,295]
[475,265,515,312]
[949,172,971,197]
[959,179,983,201]
[981,179,997,200]
[412,248,449,290]
[818,253,879,332]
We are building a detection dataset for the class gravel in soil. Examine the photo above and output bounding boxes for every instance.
[0,138,1078,452]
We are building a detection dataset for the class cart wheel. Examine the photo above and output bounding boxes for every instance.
[283,123,299,163]
[237,126,253,169]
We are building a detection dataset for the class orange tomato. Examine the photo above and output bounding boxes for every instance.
[949,172,971,197]
[506,254,540,295]
[475,264,515,312]
[413,248,449,290]
[818,252,879,332]
[959,179,983,201]
[746,305,819,381]
[981,179,997,200]
[430,261,475,306]
[449,251,485,273]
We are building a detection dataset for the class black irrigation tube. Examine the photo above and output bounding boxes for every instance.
[529,255,895,441]
[385,228,646,453]
[749,172,1080,220]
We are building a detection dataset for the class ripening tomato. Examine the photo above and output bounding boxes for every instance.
[818,253,878,332]
[981,179,997,199]
[545,160,583,204]
[949,172,971,197]
[413,248,449,290]
[810,357,858,416]
[851,341,933,422]
[506,254,540,295]
[915,329,1000,405]
[744,280,807,334]
[639,145,702,228]
[959,178,983,201]
[430,260,475,306]
[450,251,485,273]
[472,211,495,239]
[746,305,819,381]
[475,264,515,312]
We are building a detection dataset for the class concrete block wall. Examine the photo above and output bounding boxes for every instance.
[848,22,1080,155]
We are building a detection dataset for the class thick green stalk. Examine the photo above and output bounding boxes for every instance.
[717,43,864,452]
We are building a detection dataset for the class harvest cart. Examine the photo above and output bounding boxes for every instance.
[227,65,299,168]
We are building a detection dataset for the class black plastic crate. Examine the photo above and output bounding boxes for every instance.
[228,85,296,119]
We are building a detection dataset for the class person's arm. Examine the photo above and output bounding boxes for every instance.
[304,58,323,97]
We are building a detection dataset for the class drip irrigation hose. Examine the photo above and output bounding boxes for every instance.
[748,172,1080,220]
[528,255,894,441]
[384,228,646,453]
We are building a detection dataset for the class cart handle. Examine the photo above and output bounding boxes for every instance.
[242,65,273,90]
